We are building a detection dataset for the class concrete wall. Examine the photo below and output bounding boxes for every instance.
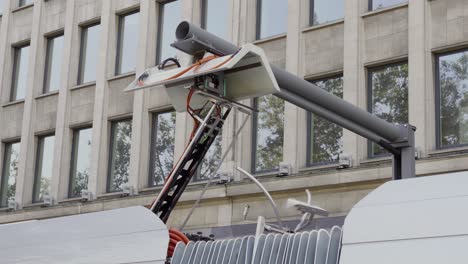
[0,0,467,234]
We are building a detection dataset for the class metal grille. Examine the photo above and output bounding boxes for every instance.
[171,226,342,264]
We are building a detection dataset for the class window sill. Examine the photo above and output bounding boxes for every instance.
[35,90,59,100]
[362,2,408,18]
[2,99,25,107]
[428,146,468,158]
[301,19,344,33]
[72,81,97,91]
[97,191,131,200]
[253,33,287,45]
[12,3,34,13]
[300,162,340,173]
[23,202,48,209]
[59,197,84,204]
[108,71,136,82]
[360,156,392,166]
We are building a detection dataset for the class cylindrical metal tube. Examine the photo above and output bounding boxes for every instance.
[174,21,402,142]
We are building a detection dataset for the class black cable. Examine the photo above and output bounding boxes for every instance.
[158,57,181,70]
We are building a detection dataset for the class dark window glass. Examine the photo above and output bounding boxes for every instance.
[310,0,344,26]
[116,12,139,75]
[308,76,343,165]
[69,128,92,198]
[257,0,288,39]
[11,45,30,101]
[108,119,132,192]
[196,131,222,181]
[149,111,176,186]
[33,135,55,202]
[370,0,407,11]
[18,0,32,7]
[157,0,181,63]
[78,23,101,84]
[202,0,229,40]
[44,34,64,93]
[368,63,408,157]
[253,95,285,173]
[0,142,20,208]
[437,50,468,148]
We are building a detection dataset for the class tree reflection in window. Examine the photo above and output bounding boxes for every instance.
[309,76,343,165]
[0,142,20,207]
[438,50,468,147]
[108,120,132,192]
[34,135,55,202]
[253,95,285,172]
[369,63,408,157]
[149,111,176,186]
[196,130,222,181]
[69,128,92,198]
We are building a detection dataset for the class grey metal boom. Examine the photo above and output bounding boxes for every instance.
[172,21,415,180]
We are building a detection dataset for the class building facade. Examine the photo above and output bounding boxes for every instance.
[0,0,467,236]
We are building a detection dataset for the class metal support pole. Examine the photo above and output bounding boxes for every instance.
[172,21,416,180]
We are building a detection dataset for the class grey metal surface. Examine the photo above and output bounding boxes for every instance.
[172,228,341,264]
[0,206,168,264]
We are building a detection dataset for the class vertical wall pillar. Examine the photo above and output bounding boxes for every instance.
[49,0,76,202]
[0,0,13,195]
[128,0,157,192]
[282,0,304,172]
[15,0,44,207]
[88,0,113,197]
[408,0,431,158]
[342,0,363,165]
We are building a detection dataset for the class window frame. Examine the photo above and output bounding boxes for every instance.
[367,60,408,158]
[434,48,468,150]
[115,10,140,76]
[10,43,30,102]
[68,126,92,198]
[148,109,175,187]
[18,0,32,8]
[43,32,64,94]
[368,0,407,11]
[306,74,344,167]
[106,118,133,193]
[77,21,101,85]
[0,141,20,208]
[309,0,344,26]
[255,0,263,40]
[156,0,178,64]
[33,134,55,203]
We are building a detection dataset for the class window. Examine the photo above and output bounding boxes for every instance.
[149,111,176,186]
[0,142,20,208]
[202,0,229,40]
[69,127,92,198]
[310,0,344,26]
[18,0,32,7]
[11,44,30,102]
[436,49,468,148]
[369,0,407,11]
[157,0,181,63]
[307,76,343,165]
[368,62,408,157]
[108,119,132,192]
[78,23,101,84]
[196,131,222,181]
[252,95,285,173]
[33,135,55,202]
[256,0,288,40]
[43,34,64,93]
[116,11,139,75]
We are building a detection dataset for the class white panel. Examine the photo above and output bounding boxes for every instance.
[0,207,168,264]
